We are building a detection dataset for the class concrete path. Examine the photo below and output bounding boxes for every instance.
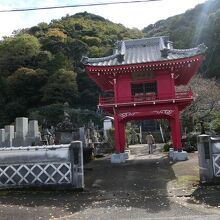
[0,144,219,220]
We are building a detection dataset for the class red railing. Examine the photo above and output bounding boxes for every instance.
[175,90,193,99]
[99,90,193,106]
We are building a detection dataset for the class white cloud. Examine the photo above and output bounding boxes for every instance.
[0,4,24,37]
[0,0,207,39]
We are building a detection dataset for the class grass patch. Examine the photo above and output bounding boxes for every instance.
[175,175,199,187]
[0,190,10,196]
[0,185,83,196]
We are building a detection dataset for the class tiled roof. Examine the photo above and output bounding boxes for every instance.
[82,36,207,66]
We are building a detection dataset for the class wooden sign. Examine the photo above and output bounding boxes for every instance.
[131,71,155,80]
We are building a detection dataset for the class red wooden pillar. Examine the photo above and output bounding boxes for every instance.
[170,109,182,151]
[170,73,175,98]
[119,121,126,153]
[113,78,118,103]
[114,115,126,153]
[114,114,120,153]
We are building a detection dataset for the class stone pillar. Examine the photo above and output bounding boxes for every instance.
[79,127,86,147]
[69,141,84,188]
[13,117,28,147]
[5,125,15,147]
[0,129,5,147]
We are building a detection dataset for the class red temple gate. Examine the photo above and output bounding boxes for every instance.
[83,36,207,153]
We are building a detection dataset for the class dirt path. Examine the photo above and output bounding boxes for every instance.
[0,144,218,220]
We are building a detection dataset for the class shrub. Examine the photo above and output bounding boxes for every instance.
[106,128,115,148]
[182,134,198,152]
[163,143,171,152]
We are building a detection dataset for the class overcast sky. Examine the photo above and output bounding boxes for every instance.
[0,0,206,39]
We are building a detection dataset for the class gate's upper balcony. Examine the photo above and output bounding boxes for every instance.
[99,90,193,108]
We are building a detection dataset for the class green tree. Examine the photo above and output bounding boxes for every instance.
[29,103,64,127]
[76,71,99,109]
[47,52,72,74]
[28,22,49,37]
[210,111,220,134]
[41,28,67,54]
[8,67,48,108]
[181,76,220,132]
[4,99,28,123]
[0,34,40,74]
[64,38,88,64]
[33,50,53,70]
[142,0,220,79]
[42,68,78,105]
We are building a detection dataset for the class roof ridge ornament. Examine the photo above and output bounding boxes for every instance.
[197,43,208,53]
[117,41,126,63]
[160,48,170,58]
[160,37,170,58]
[81,56,88,65]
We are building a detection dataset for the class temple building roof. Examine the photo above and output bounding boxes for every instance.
[82,36,207,66]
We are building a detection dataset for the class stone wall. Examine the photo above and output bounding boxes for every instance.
[0,141,84,189]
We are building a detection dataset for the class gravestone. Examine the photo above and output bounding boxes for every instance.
[26,120,41,146]
[55,116,75,144]
[13,117,28,147]
[0,129,5,147]
[29,120,39,137]
[103,118,113,140]
[55,102,76,144]
[5,125,15,147]
[0,117,42,147]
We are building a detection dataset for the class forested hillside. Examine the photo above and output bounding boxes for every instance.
[0,12,143,126]
[0,0,219,128]
[143,0,220,79]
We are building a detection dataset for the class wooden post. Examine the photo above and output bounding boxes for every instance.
[170,109,182,151]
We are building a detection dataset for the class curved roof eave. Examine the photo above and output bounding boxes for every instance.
[82,37,207,67]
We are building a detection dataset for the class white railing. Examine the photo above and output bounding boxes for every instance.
[0,141,84,189]
[213,154,220,177]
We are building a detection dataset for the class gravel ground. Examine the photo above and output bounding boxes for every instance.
[0,144,219,220]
